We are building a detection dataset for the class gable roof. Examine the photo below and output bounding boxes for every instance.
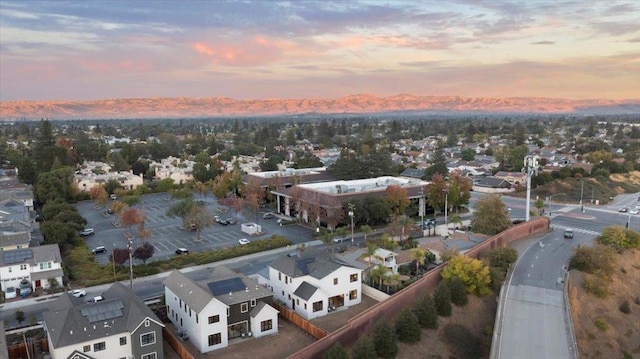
[163,270,217,313]
[475,177,510,188]
[293,281,319,301]
[43,282,163,349]
[400,168,424,179]
[270,247,359,280]
[249,301,279,318]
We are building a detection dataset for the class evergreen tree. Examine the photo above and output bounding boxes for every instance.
[351,335,377,359]
[448,276,469,306]
[434,281,452,316]
[323,343,348,359]
[395,308,422,343]
[423,139,448,180]
[413,294,438,329]
[373,318,398,359]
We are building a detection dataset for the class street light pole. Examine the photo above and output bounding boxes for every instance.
[548,193,566,216]
[444,191,448,228]
[580,180,584,213]
[348,203,355,244]
[524,155,540,222]
[128,239,133,289]
[420,186,425,233]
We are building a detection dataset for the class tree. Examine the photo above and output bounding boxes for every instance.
[133,242,155,264]
[413,293,438,329]
[372,318,398,359]
[35,166,76,204]
[395,308,421,343]
[447,170,472,212]
[569,244,616,276]
[441,255,492,296]
[484,247,518,271]
[386,185,410,219]
[434,281,452,316]
[15,310,25,325]
[461,148,476,161]
[110,247,130,265]
[364,243,379,270]
[322,343,348,359]
[185,204,215,241]
[351,335,377,359]
[423,139,448,180]
[448,276,469,306]
[470,194,511,235]
[598,226,640,251]
[89,185,108,208]
[369,265,388,289]
[427,173,447,215]
[121,207,142,236]
[360,224,373,241]
[410,248,426,274]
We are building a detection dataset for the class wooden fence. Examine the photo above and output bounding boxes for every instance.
[8,338,48,359]
[273,301,328,339]
[163,326,195,359]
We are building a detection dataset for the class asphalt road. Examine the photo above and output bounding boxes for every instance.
[497,191,640,359]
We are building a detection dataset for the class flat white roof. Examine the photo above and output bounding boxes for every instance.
[249,167,326,179]
[298,176,428,195]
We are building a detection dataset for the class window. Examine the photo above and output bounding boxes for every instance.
[145,319,150,327]
[304,303,307,310]
[260,319,273,332]
[296,298,299,305]
[39,262,52,270]
[83,345,90,352]
[349,290,358,300]
[8,267,11,273]
[196,314,198,324]
[350,273,358,282]
[241,302,248,313]
[333,278,338,285]
[141,353,157,359]
[226,308,230,317]
[251,299,256,307]
[208,315,220,324]
[20,264,27,271]
[93,342,106,351]
[140,332,156,346]
[313,301,323,312]
[119,336,127,346]
[278,272,282,281]
[208,333,222,346]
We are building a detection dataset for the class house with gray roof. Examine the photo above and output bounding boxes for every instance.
[0,244,63,295]
[43,282,164,359]
[265,247,362,320]
[163,266,278,354]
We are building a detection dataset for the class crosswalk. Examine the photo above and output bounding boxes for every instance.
[551,224,600,236]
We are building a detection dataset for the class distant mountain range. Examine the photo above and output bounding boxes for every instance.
[1,94,639,120]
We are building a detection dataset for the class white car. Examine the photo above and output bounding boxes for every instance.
[238,238,251,245]
[69,289,86,298]
[4,287,17,299]
[630,209,639,215]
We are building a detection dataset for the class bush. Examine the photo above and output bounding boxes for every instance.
[323,343,348,359]
[569,245,616,276]
[398,264,412,275]
[434,281,452,317]
[373,318,398,359]
[413,294,438,329]
[484,247,518,271]
[395,308,421,344]
[448,277,469,306]
[442,324,481,359]
[351,335,377,359]
[488,266,506,291]
[597,226,640,251]
[635,297,640,305]
[619,300,631,314]
[583,274,611,298]
[594,319,608,331]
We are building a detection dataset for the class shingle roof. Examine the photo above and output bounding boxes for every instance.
[249,301,279,318]
[293,281,319,301]
[163,270,216,313]
[43,282,163,349]
[269,247,358,280]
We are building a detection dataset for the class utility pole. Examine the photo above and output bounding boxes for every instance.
[524,155,540,222]
[128,239,133,289]
[580,180,584,213]
[420,186,425,234]
[444,190,449,229]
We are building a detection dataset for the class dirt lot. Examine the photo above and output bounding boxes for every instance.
[569,249,640,359]
[396,294,497,359]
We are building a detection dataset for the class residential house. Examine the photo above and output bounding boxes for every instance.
[74,170,143,192]
[163,267,278,354]
[43,282,164,359]
[150,156,195,184]
[493,171,526,185]
[0,244,63,295]
[265,247,362,320]
[370,248,399,274]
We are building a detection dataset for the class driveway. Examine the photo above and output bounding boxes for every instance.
[76,193,315,265]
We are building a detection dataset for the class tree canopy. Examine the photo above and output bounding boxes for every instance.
[470,194,511,235]
[441,255,492,296]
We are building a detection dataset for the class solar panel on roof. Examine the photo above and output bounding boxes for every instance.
[296,257,315,275]
[207,277,246,296]
[3,249,33,264]
[81,300,125,323]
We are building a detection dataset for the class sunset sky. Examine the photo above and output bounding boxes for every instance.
[1,0,638,101]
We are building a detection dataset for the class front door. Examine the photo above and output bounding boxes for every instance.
[35,280,41,288]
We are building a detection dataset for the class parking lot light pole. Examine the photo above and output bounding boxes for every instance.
[348,203,355,244]
[128,239,133,289]
[548,193,565,216]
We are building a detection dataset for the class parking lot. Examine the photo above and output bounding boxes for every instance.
[76,193,314,266]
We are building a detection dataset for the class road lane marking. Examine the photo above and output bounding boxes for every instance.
[551,224,600,236]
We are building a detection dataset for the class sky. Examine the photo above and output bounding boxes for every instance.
[0,0,639,102]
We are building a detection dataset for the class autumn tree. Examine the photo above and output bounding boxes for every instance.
[386,184,410,219]
[427,173,447,215]
[121,207,142,236]
[447,170,472,212]
[110,247,130,265]
[185,204,215,241]
[89,185,108,208]
[133,242,155,264]
[441,255,492,296]
[325,198,345,231]
[470,194,511,235]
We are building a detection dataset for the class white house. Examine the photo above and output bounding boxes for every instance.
[151,156,194,184]
[370,248,399,274]
[163,267,278,354]
[43,282,164,359]
[0,244,63,296]
[265,247,362,320]
[74,170,143,192]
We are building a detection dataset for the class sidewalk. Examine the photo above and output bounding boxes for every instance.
[0,240,325,312]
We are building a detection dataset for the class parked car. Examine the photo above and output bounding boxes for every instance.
[262,212,274,219]
[175,248,189,255]
[630,209,639,215]
[79,228,95,236]
[4,287,17,299]
[88,295,104,303]
[110,194,117,200]
[224,218,236,225]
[238,238,251,245]
[563,229,574,239]
[333,236,349,244]
[92,246,106,254]
[69,289,87,298]
[619,207,629,213]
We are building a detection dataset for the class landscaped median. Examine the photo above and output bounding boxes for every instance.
[65,235,292,287]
